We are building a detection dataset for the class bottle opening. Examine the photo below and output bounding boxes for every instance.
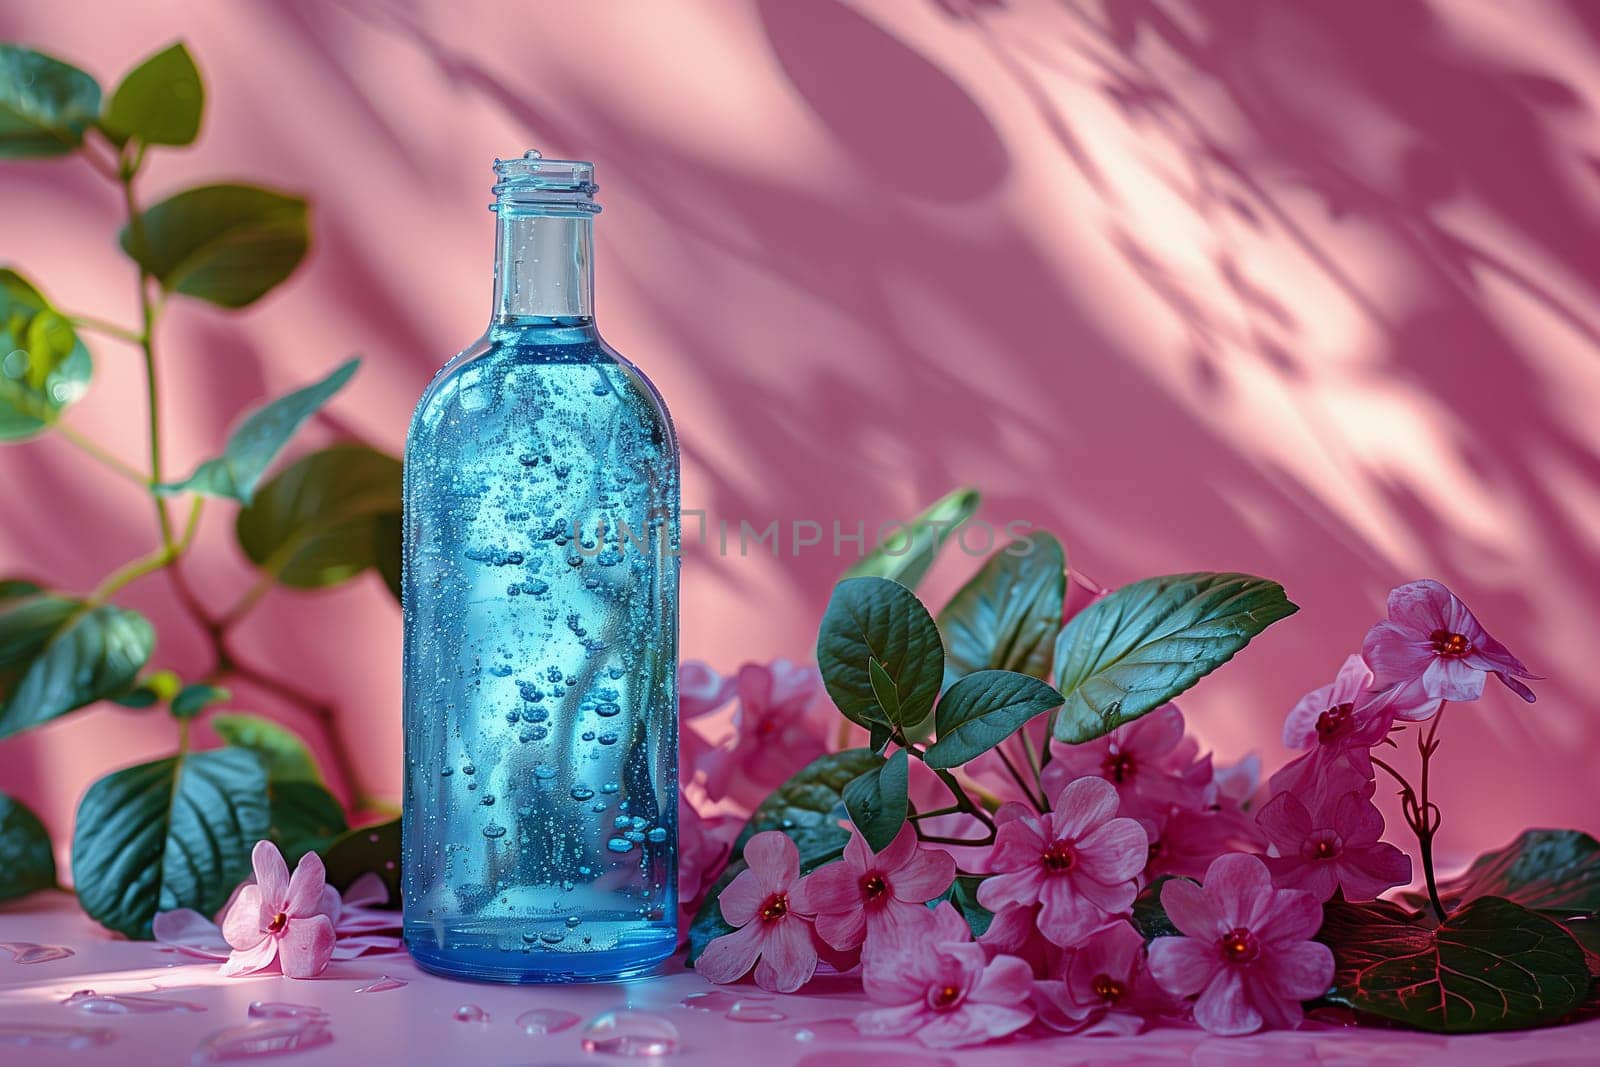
[492,150,600,216]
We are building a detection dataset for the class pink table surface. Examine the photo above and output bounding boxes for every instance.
[2,891,1597,1066]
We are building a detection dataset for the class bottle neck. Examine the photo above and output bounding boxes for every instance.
[492,211,594,325]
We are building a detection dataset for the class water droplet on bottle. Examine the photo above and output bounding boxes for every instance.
[523,149,543,160]
[570,785,594,801]
[647,827,668,843]
[606,837,635,854]
[483,822,507,839]
[247,1003,326,1021]
[516,1007,582,1036]
[601,781,619,794]
[462,764,476,775]
[579,1010,679,1057]
[354,976,407,993]
[727,1001,788,1023]
[534,764,558,780]
[481,794,496,806]
[565,915,582,928]
[453,1004,490,1023]
[193,1018,333,1062]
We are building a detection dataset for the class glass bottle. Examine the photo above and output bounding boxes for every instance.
[402,152,679,982]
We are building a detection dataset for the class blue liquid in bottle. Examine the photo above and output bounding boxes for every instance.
[402,153,679,982]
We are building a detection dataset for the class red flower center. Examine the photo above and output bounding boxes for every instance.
[268,911,288,934]
[1218,927,1260,963]
[1314,702,1353,742]
[1103,751,1136,783]
[860,871,888,901]
[1091,974,1126,1003]
[758,893,789,922]
[1309,830,1343,860]
[1431,630,1472,657]
[1041,839,1077,873]
[930,983,963,1011]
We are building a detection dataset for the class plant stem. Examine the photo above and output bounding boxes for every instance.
[52,422,149,485]
[1416,705,1448,922]
[907,805,963,822]
[67,312,143,345]
[930,765,996,837]
[994,743,1044,813]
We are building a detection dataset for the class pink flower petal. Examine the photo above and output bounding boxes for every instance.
[1037,877,1111,946]
[1260,883,1325,944]
[891,845,957,903]
[1263,939,1335,1001]
[975,867,1044,913]
[815,906,867,951]
[1255,792,1313,851]
[1338,843,1412,901]
[877,823,919,869]
[284,851,329,918]
[1074,817,1148,883]
[218,935,278,978]
[278,913,336,979]
[1201,854,1273,926]
[221,885,266,950]
[1194,968,1261,1036]
[971,953,1033,1005]
[742,831,799,895]
[341,872,389,908]
[251,840,290,909]
[695,921,764,985]
[988,816,1047,871]
[855,1002,928,1038]
[1158,876,1221,940]
[716,868,768,927]
[680,661,736,719]
[152,909,231,959]
[751,916,818,993]
[917,1003,1033,1048]
[793,859,858,916]
[1147,935,1219,996]
[1050,776,1120,841]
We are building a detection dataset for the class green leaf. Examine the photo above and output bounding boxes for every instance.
[235,443,402,589]
[321,818,399,903]
[1051,572,1298,743]
[100,41,202,146]
[0,268,92,441]
[843,487,980,591]
[212,712,323,784]
[0,45,100,157]
[266,780,346,866]
[155,358,359,503]
[0,582,154,739]
[734,748,882,854]
[119,183,309,308]
[374,512,402,602]
[938,531,1065,683]
[817,576,944,737]
[924,669,1063,770]
[688,823,847,966]
[933,874,993,938]
[1131,876,1186,941]
[0,790,56,900]
[842,748,908,852]
[71,748,270,938]
[169,684,228,720]
[1319,896,1590,1033]
[866,657,900,723]
[1420,829,1600,918]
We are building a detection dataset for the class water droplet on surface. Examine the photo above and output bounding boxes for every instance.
[453,1004,490,1023]
[246,1003,326,1021]
[0,1023,115,1050]
[353,975,406,993]
[795,1054,954,1067]
[516,1008,582,1036]
[579,1010,679,1057]
[680,990,764,1012]
[0,941,75,964]
[523,149,543,159]
[62,989,206,1014]
[726,1001,788,1023]
[193,1019,333,1062]
[780,1019,860,1043]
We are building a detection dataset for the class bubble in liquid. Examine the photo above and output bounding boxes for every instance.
[647,827,668,843]
[606,838,635,854]
[483,822,508,839]
[579,1010,679,1057]
[534,764,558,780]
[598,732,618,746]
[453,1004,490,1023]
[570,785,594,801]
[516,1008,582,1036]
[601,782,620,794]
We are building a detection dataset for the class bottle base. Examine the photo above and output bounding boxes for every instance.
[405,929,677,984]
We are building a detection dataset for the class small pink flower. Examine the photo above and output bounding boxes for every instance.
[694,831,819,993]
[1148,853,1333,1035]
[1362,580,1538,708]
[1257,787,1410,902]
[976,777,1147,947]
[1142,806,1263,883]
[154,872,399,962]
[680,661,737,720]
[857,902,1035,1049]
[799,824,956,951]
[219,841,339,979]
[1041,705,1203,821]
[678,791,737,936]
[1033,921,1177,1036]
[701,661,828,809]
[1270,656,1397,797]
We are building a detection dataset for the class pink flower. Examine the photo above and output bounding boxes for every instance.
[1142,806,1263,883]
[694,831,818,992]
[680,661,737,720]
[219,842,339,979]
[1041,705,1203,821]
[1257,787,1410,903]
[976,777,1148,947]
[799,824,956,951]
[1033,921,1177,1036]
[678,791,737,936]
[1270,656,1397,797]
[154,872,400,962]
[857,902,1035,1048]
[1148,853,1334,1035]
[1362,580,1538,708]
[701,661,828,809]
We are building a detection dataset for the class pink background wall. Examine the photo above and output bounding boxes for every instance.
[3,0,1598,880]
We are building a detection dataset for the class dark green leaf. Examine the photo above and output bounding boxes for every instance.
[842,748,908,852]
[0,268,92,440]
[156,358,359,503]
[71,748,270,938]
[866,657,900,723]
[235,443,402,589]
[817,576,944,736]
[1132,876,1187,940]
[112,669,182,709]
[212,712,323,784]
[101,41,202,146]
[1052,573,1297,743]
[933,874,993,937]
[687,824,846,966]
[0,45,100,157]
[0,582,154,738]
[1418,829,1600,918]
[374,512,402,602]
[170,683,228,720]
[119,183,308,308]
[322,818,399,903]
[734,748,881,854]
[939,531,1065,683]
[1319,896,1590,1033]
[843,487,980,591]
[267,780,347,866]
[0,790,56,900]
[924,669,1063,769]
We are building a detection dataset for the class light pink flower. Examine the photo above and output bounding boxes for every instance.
[798,824,956,951]
[154,872,400,962]
[1257,788,1410,903]
[1362,580,1538,708]
[701,661,828,809]
[218,842,339,979]
[1270,656,1398,797]
[978,903,1061,978]
[1148,853,1333,1035]
[857,902,1035,1049]
[1041,705,1203,821]
[678,791,737,938]
[976,777,1147,947]
[694,831,818,993]
[1033,921,1178,1036]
